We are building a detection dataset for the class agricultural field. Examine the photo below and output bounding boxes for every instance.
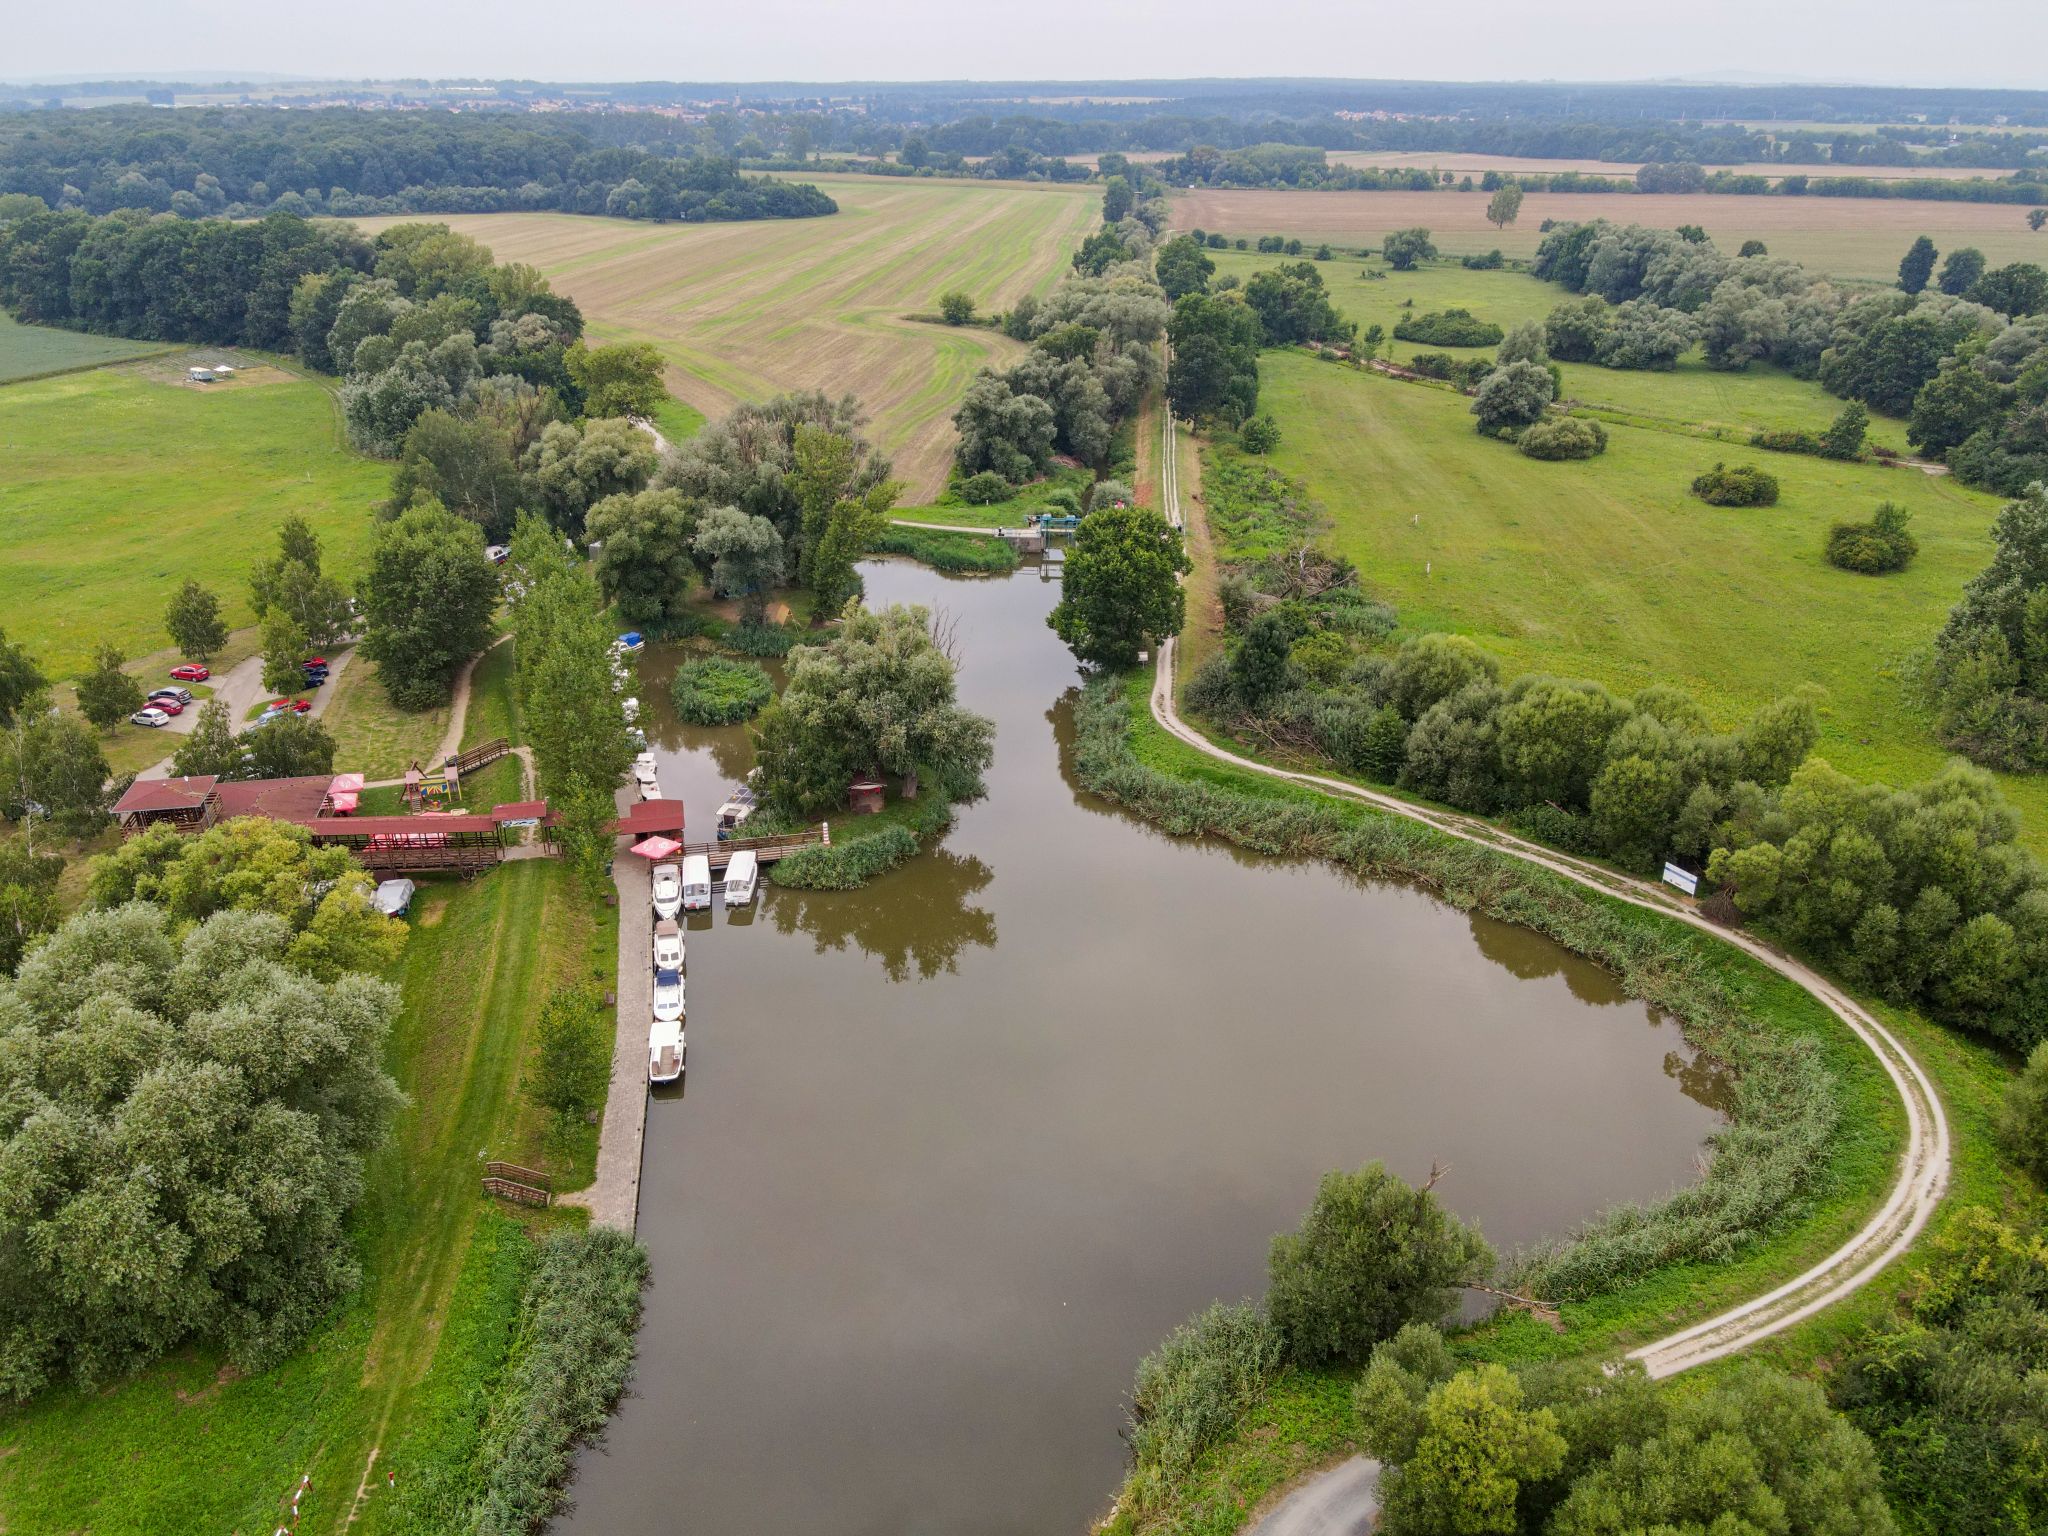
[1210,251,1872,438]
[1324,148,2035,182]
[0,354,385,678]
[1236,348,2048,840]
[0,311,172,383]
[357,174,1102,500]
[1170,187,2048,280]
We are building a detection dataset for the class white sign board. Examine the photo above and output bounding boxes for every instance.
[1662,862,1700,897]
[499,817,541,829]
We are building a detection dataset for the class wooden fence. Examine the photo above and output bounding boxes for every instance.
[483,1160,552,1208]
[682,826,830,872]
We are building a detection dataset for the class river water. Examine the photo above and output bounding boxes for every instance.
[563,559,1725,1536]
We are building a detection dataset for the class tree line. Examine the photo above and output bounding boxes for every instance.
[0,107,837,224]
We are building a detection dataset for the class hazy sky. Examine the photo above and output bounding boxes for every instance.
[10,0,2046,91]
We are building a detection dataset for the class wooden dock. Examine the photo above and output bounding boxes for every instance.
[683,826,830,872]
[482,1159,552,1208]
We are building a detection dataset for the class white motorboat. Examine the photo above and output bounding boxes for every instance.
[648,1018,684,1083]
[633,760,662,799]
[680,853,712,912]
[723,848,759,907]
[651,862,683,919]
[653,967,684,1023]
[653,918,684,971]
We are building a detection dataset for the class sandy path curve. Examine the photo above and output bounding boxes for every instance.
[1143,406,1949,1531]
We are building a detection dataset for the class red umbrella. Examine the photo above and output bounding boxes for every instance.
[631,835,682,859]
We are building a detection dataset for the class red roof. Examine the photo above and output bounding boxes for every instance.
[212,775,336,825]
[613,798,685,836]
[490,801,555,824]
[310,814,504,837]
[113,775,218,816]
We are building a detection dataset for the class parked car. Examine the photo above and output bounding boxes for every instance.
[652,968,684,1023]
[653,918,684,972]
[302,656,328,670]
[266,698,313,714]
[169,664,210,682]
[148,687,193,705]
[130,707,171,728]
[651,862,683,920]
[146,697,185,716]
[372,879,416,917]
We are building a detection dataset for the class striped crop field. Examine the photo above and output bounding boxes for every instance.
[358,175,1100,500]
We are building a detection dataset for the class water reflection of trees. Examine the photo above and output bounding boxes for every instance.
[1464,912,1629,1008]
[1664,1048,1735,1115]
[763,847,997,982]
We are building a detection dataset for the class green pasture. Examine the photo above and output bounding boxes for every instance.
[1247,348,2047,842]
[0,360,385,679]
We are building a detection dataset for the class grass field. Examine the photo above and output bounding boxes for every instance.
[0,860,612,1535]
[319,654,454,780]
[0,311,173,383]
[1213,252,1872,439]
[0,355,385,679]
[1240,348,2048,842]
[1170,187,2048,281]
[356,175,1101,500]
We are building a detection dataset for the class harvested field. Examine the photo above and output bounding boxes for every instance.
[357,175,1099,499]
[1169,187,2048,280]
[1324,149,2034,182]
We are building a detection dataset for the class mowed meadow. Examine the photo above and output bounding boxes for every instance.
[359,174,1102,499]
[1169,187,2048,280]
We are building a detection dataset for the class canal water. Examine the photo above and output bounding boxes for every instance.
[564,559,1726,1536]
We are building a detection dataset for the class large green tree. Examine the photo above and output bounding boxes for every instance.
[1048,503,1189,668]
[752,603,994,810]
[0,902,402,1398]
[357,497,499,709]
[526,416,657,534]
[693,506,785,623]
[387,407,526,540]
[1899,234,1938,294]
[791,423,898,611]
[0,695,111,838]
[74,643,143,732]
[1383,227,1438,271]
[0,630,47,730]
[163,579,228,662]
[566,340,666,419]
[586,488,697,630]
[1266,1162,1493,1366]
[0,838,62,975]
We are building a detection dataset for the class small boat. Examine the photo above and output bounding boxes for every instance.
[715,781,758,840]
[723,848,759,907]
[680,853,712,912]
[633,761,662,799]
[653,918,684,971]
[651,862,683,919]
[648,1018,684,1083]
[616,631,646,654]
[652,967,685,1023]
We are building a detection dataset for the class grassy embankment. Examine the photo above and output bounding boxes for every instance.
[1092,670,2032,1535]
[0,859,615,1535]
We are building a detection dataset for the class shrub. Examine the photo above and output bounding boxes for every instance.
[721,621,796,657]
[1239,415,1281,453]
[1123,1303,1288,1511]
[1461,249,1506,270]
[670,657,773,725]
[1518,417,1609,461]
[1751,427,1825,455]
[1826,502,1918,574]
[1820,401,1870,461]
[1393,308,1505,347]
[869,526,1020,574]
[1471,359,1555,433]
[1997,1041,2048,1182]
[1691,462,1781,506]
[937,290,974,325]
[465,1229,648,1534]
[956,470,1011,504]
[1267,1162,1494,1366]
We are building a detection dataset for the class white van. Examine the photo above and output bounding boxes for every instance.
[680,853,712,912]
[722,848,759,907]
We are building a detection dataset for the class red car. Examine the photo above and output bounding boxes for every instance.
[147,697,185,716]
[265,698,314,715]
[169,664,210,682]
[301,657,328,670]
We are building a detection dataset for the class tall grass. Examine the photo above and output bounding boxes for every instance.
[870,525,1020,573]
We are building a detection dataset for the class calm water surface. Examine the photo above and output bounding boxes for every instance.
[564,560,1724,1536]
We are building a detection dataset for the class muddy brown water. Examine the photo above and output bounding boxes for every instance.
[565,560,1726,1536]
